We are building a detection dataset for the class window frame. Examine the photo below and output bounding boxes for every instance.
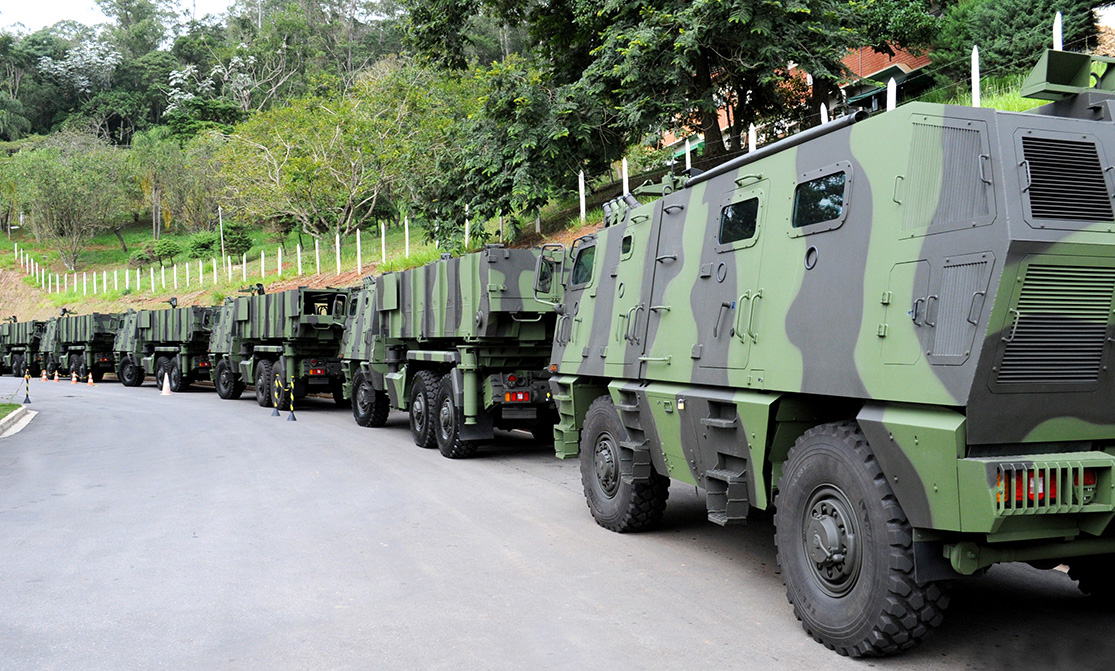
[715,182,766,254]
[568,241,598,289]
[788,161,853,237]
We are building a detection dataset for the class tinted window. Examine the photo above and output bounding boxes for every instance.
[570,245,596,286]
[621,235,633,255]
[793,172,847,228]
[719,198,759,244]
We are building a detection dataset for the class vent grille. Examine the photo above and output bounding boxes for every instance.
[1023,136,1114,221]
[904,123,990,231]
[933,260,988,357]
[997,265,1115,384]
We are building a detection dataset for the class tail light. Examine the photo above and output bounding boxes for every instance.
[310,368,326,376]
[997,469,1057,503]
[504,391,530,403]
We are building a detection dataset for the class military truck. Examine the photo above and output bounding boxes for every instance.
[38,311,122,381]
[537,50,1115,656]
[209,284,350,408]
[340,246,557,458]
[0,318,45,377]
[114,302,216,390]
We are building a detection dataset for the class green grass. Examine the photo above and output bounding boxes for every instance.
[0,403,20,420]
[912,74,1042,113]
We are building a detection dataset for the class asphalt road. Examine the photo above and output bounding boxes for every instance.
[1,376,1113,671]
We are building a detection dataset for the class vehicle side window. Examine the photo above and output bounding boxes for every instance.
[570,245,596,287]
[719,198,759,244]
[793,171,847,228]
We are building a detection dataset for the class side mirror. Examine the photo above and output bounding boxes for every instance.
[533,244,566,305]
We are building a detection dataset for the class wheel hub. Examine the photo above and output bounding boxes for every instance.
[593,434,619,498]
[413,395,426,431]
[438,399,453,438]
[803,487,860,597]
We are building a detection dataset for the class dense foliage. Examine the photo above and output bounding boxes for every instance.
[0,0,1106,269]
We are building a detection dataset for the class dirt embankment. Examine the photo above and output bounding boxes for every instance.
[1,219,605,318]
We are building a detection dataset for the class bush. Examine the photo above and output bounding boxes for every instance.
[187,231,220,259]
[152,239,182,265]
[223,224,252,257]
[129,248,152,267]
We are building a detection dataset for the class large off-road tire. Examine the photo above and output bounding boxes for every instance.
[409,370,440,449]
[45,360,58,377]
[168,360,189,392]
[12,354,25,378]
[774,422,949,657]
[272,359,291,411]
[579,395,669,532]
[255,359,274,408]
[351,371,389,428]
[215,359,244,400]
[434,374,478,459]
[1069,555,1115,598]
[75,360,88,380]
[154,356,170,390]
[119,359,144,387]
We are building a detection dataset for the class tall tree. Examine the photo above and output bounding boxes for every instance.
[96,0,173,59]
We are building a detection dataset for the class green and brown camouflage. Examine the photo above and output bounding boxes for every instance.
[37,312,122,381]
[208,285,351,408]
[0,319,46,377]
[341,245,557,456]
[545,51,1115,655]
[113,304,217,390]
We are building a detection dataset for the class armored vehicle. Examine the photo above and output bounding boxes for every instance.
[0,318,45,377]
[38,312,122,381]
[209,285,350,408]
[539,50,1115,656]
[341,246,557,458]
[114,303,216,390]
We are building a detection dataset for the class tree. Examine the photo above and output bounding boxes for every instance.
[0,92,31,140]
[218,56,477,241]
[10,132,128,270]
[162,133,227,232]
[129,125,181,239]
[933,0,1099,83]
[96,0,173,59]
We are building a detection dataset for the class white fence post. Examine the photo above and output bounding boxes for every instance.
[579,170,586,222]
[83,272,87,295]
[93,272,97,294]
[227,256,232,282]
[357,229,362,273]
[297,245,303,275]
[277,247,283,277]
[114,269,118,291]
[212,258,217,284]
[315,238,321,275]
[380,223,386,264]
[405,216,410,257]
[261,250,266,278]
[185,262,190,287]
[149,267,155,291]
[335,234,341,275]
[161,265,166,289]
[242,253,247,282]
[174,264,178,289]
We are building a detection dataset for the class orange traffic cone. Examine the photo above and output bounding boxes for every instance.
[53,371,60,382]
[41,370,47,381]
[161,372,172,396]
[87,373,95,386]
[70,371,78,384]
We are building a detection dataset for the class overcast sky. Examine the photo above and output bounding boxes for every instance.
[0,1,236,32]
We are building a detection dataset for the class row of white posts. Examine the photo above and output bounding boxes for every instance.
[11,224,411,296]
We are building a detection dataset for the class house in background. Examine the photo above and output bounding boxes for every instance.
[837,46,933,112]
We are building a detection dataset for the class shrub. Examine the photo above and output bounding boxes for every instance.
[151,239,182,265]
[187,231,220,259]
[129,248,152,267]
[223,224,252,257]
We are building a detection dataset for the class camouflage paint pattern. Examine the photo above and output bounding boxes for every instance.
[551,51,1115,571]
[37,313,121,377]
[341,245,557,439]
[208,286,351,397]
[113,306,216,383]
[0,320,46,375]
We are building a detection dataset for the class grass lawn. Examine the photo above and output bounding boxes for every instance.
[0,403,22,420]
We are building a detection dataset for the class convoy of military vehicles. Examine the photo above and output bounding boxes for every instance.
[3,51,1115,657]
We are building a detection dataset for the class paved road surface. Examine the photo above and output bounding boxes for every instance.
[1,377,1113,670]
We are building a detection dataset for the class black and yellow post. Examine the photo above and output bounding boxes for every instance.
[286,375,296,422]
[22,373,31,404]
